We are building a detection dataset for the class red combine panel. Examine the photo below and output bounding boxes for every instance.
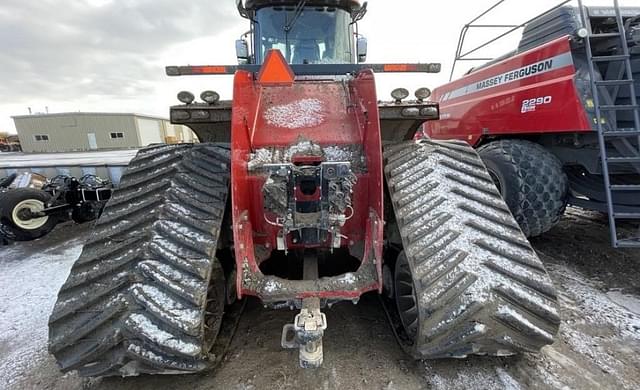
[429,37,592,145]
[425,1,640,247]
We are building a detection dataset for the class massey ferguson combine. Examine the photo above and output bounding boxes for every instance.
[48,0,560,377]
[424,0,640,247]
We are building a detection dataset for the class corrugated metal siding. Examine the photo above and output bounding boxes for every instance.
[15,114,143,152]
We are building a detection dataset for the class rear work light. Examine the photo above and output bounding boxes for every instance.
[177,91,195,104]
[391,88,410,103]
[201,90,220,104]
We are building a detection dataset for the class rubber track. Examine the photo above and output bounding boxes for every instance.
[48,143,231,377]
[384,139,561,359]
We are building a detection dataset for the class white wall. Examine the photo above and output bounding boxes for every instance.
[136,118,163,146]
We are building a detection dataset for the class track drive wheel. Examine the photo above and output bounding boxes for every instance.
[48,143,236,377]
[384,139,561,359]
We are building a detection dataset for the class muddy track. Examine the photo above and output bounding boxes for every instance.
[48,144,232,377]
[383,139,561,358]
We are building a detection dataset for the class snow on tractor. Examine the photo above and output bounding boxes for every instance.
[48,0,560,377]
[0,172,112,242]
[423,0,640,247]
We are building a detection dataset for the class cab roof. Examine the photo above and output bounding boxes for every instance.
[244,0,363,13]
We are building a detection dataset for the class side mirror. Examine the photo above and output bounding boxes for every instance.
[236,39,249,64]
[357,37,367,63]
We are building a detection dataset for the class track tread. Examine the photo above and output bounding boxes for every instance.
[384,139,560,359]
[48,143,230,377]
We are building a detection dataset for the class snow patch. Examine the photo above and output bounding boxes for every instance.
[497,305,554,341]
[264,98,325,129]
[552,266,640,338]
[338,273,356,284]
[323,146,353,162]
[126,313,200,356]
[263,279,283,294]
[132,284,200,328]
[0,242,83,387]
[284,140,323,160]
[606,290,640,315]
[495,367,522,390]
[426,364,522,390]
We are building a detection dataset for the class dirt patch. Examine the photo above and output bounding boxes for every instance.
[1,208,640,390]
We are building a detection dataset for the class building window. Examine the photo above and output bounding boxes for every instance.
[34,134,50,141]
[110,132,124,139]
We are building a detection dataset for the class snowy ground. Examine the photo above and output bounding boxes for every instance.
[0,210,639,390]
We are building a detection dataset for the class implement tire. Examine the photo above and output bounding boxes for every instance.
[48,143,231,377]
[477,139,568,237]
[384,139,560,359]
[0,188,58,241]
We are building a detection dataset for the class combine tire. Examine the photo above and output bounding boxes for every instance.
[477,139,568,237]
[0,188,58,241]
[384,139,560,359]
[48,143,232,377]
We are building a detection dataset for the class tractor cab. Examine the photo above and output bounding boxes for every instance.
[235,0,368,64]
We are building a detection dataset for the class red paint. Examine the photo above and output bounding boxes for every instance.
[424,37,593,145]
[231,64,384,301]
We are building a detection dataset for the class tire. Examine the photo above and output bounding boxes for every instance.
[0,188,58,241]
[477,139,568,237]
[384,139,560,359]
[48,143,231,377]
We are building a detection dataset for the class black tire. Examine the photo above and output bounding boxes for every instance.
[477,139,568,237]
[0,188,58,241]
[384,139,560,359]
[48,143,231,377]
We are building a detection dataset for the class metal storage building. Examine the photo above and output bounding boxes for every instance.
[12,112,196,153]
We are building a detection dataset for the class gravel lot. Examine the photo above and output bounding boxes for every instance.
[1,209,639,390]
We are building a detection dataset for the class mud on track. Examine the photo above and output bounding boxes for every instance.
[1,209,639,390]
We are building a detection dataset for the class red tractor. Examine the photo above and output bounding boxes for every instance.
[424,0,640,247]
[48,0,560,376]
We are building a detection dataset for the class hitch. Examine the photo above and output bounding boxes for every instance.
[281,251,327,368]
[281,297,327,369]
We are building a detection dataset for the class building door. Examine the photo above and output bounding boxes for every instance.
[87,133,98,150]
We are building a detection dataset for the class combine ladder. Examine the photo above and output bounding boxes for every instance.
[578,0,640,248]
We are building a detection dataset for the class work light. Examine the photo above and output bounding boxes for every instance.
[391,88,410,103]
[415,88,432,102]
[201,90,220,104]
[177,91,195,104]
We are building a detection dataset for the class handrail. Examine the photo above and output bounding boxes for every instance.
[449,0,572,81]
